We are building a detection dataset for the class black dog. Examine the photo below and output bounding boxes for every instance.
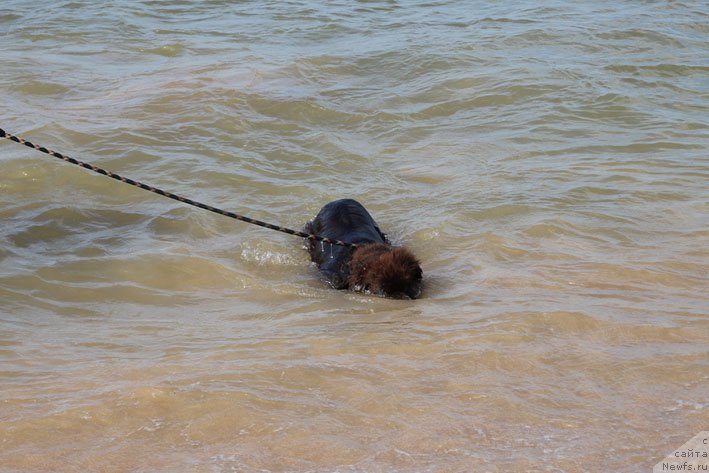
[304,199,422,299]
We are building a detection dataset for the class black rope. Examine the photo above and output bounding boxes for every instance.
[0,127,357,248]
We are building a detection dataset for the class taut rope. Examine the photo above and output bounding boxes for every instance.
[0,128,357,248]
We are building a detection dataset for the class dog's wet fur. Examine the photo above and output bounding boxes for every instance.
[304,199,422,299]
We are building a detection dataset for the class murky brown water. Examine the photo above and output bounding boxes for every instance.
[1,1,708,472]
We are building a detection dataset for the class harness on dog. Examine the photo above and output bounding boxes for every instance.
[0,128,357,248]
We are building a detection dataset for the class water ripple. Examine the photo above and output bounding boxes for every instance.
[1,0,708,471]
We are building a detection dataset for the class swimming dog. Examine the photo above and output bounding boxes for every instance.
[304,199,422,299]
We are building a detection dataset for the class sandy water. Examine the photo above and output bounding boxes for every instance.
[1,1,708,471]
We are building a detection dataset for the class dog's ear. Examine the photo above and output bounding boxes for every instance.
[348,244,389,290]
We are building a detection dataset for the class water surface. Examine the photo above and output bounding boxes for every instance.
[1,1,708,471]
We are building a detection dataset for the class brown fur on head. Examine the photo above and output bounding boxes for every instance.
[348,243,423,299]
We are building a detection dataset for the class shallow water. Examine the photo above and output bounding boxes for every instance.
[1,1,708,472]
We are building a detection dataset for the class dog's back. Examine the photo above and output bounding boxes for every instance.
[304,199,386,289]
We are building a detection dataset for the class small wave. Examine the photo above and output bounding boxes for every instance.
[138,42,185,57]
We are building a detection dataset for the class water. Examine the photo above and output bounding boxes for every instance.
[1,1,708,471]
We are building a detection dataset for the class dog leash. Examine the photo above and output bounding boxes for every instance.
[0,127,357,248]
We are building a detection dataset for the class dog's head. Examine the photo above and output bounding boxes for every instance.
[348,243,423,299]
